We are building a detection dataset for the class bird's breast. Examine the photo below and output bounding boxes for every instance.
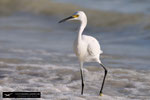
[73,40,87,61]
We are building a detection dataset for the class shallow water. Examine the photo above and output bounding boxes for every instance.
[0,12,149,100]
[0,0,150,97]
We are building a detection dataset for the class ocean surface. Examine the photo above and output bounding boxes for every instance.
[54,0,150,14]
[0,0,150,100]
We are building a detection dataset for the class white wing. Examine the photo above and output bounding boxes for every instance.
[83,35,103,57]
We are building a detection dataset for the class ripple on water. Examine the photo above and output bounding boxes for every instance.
[0,58,150,99]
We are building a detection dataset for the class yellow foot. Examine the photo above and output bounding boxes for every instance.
[99,93,103,96]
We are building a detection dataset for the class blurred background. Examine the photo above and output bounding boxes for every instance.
[0,0,150,99]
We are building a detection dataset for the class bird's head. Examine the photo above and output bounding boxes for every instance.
[59,11,87,23]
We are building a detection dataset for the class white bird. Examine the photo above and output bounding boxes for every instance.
[59,11,107,96]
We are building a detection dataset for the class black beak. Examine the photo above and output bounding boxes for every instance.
[58,16,73,23]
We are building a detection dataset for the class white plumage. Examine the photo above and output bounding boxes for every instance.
[59,11,107,96]
[74,35,103,62]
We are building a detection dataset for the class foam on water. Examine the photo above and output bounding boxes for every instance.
[0,1,150,99]
[0,60,150,99]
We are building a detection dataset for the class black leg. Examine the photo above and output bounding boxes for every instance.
[99,63,107,96]
[80,68,84,95]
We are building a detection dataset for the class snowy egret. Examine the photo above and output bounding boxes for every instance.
[59,11,107,96]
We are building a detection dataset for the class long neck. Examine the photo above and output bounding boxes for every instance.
[78,20,87,42]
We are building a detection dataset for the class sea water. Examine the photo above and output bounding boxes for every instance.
[0,0,150,99]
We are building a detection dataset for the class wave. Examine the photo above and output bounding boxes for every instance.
[1,0,150,28]
[0,61,150,99]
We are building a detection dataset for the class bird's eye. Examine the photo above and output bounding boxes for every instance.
[73,15,79,18]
